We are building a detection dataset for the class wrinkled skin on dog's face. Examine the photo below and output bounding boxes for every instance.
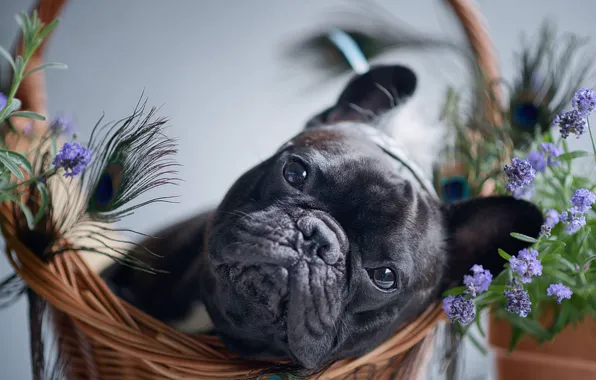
[207,125,446,367]
[203,66,544,369]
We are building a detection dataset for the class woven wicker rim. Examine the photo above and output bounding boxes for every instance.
[2,0,500,378]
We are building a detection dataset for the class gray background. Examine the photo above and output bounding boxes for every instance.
[0,1,594,379]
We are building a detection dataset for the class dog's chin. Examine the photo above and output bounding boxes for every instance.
[207,207,349,368]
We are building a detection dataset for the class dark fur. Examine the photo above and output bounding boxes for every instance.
[102,65,543,370]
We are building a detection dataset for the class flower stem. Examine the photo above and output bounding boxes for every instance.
[587,117,596,166]
[3,168,57,190]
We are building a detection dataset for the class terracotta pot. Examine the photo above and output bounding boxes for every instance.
[489,313,596,380]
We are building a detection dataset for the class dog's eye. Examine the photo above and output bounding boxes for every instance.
[370,268,396,290]
[283,161,308,187]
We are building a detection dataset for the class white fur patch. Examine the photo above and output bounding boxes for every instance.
[379,92,448,180]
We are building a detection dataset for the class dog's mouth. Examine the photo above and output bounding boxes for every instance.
[207,206,349,368]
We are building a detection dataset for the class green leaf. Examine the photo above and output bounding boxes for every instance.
[6,194,36,229]
[539,239,566,247]
[33,182,49,225]
[583,254,596,266]
[13,55,24,75]
[0,169,11,187]
[467,333,488,356]
[0,190,12,202]
[0,45,15,69]
[550,305,570,335]
[556,255,578,272]
[0,150,33,175]
[510,232,538,244]
[37,19,59,41]
[10,98,22,112]
[498,249,512,261]
[23,62,67,78]
[0,151,25,180]
[508,326,525,352]
[10,111,46,121]
[442,286,466,297]
[557,150,589,162]
[475,311,486,337]
[509,316,551,341]
[15,13,26,33]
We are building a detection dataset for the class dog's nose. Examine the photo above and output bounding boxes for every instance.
[296,214,345,265]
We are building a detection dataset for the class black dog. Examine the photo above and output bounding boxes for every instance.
[101,65,543,370]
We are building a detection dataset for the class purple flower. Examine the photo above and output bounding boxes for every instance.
[544,209,560,228]
[527,150,546,172]
[559,189,595,235]
[504,281,532,318]
[546,283,573,304]
[52,142,92,178]
[513,183,534,200]
[540,209,560,237]
[562,212,586,235]
[539,143,563,167]
[572,88,596,115]
[540,225,552,238]
[509,248,542,284]
[553,109,586,139]
[50,115,76,136]
[526,143,562,173]
[570,188,596,213]
[504,158,536,193]
[463,264,493,297]
[0,92,6,112]
[442,295,475,326]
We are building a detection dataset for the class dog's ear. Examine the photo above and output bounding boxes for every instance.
[442,196,544,290]
[305,65,417,128]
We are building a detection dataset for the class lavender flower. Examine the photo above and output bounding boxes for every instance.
[546,283,573,304]
[52,142,92,178]
[504,158,536,193]
[540,209,560,237]
[504,281,532,318]
[561,211,586,235]
[572,88,596,115]
[544,209,560,228]
[527,150,546,172]
[539,143,563,167]
[570,188,596,213]
[0,92,6,112]
[442,295,475,326]
[463,264,493,297]
[559,189,595,235]
[509,248,542,284]
[513,183,534,200]
[553,109,586,139]
[50,115,76,136]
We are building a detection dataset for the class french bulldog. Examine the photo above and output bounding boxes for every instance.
[101,64,543,370]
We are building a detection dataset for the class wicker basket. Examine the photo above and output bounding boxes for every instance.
[1,0,502,378]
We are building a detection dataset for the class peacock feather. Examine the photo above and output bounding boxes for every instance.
[507,22,596,146]
[281,0,471,82]
[441,21,596,201]
[0,98,179,379]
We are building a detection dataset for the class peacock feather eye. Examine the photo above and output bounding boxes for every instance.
[511,102,540,131]
[89,163,124,211]
[435,161,471,204]
[440,175,471,203]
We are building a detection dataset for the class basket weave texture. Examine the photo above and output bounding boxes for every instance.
[1,0,500,378]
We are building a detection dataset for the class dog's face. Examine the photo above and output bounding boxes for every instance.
[203,66,543,369]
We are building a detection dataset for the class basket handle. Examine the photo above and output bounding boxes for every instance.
[446,0,502,125]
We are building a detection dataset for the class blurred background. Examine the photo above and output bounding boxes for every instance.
[0,1,595,379]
